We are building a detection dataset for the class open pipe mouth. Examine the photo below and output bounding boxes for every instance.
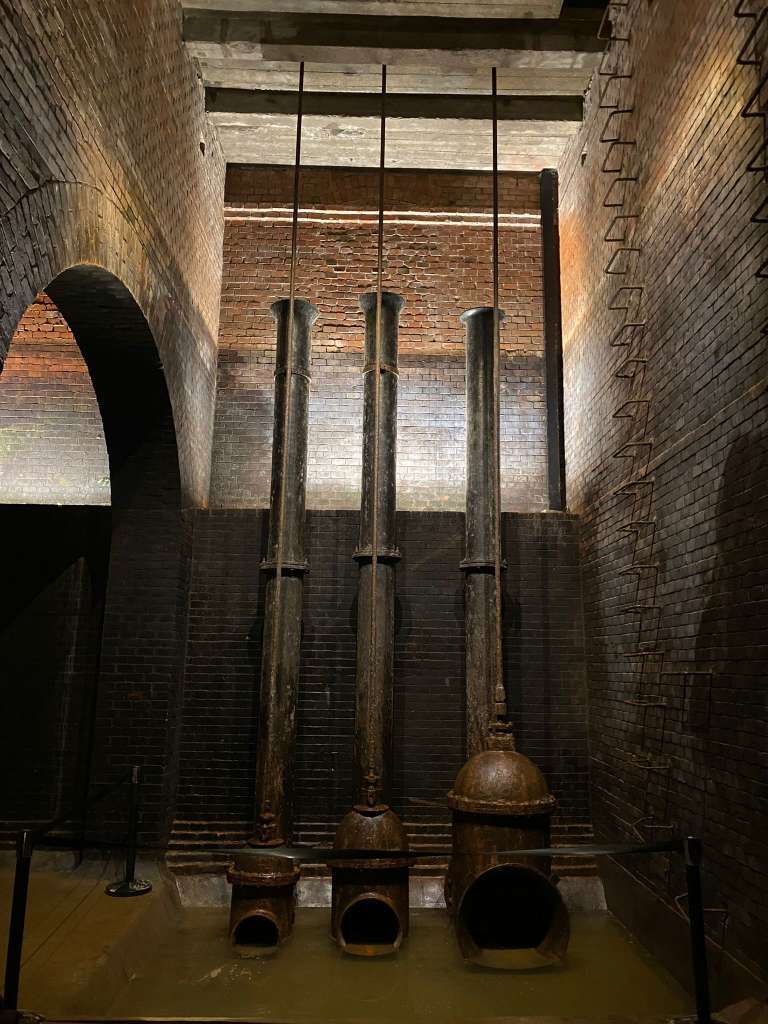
[457,865,568,969]
[339,895,403,956]
[231,912,281,956]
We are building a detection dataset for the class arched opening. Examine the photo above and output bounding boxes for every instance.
[340,897,402,952]
[0,266,185,840]
[458,865,560,952]
[232,914,280,952]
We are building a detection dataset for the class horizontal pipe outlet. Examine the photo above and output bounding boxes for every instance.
[456,863,569,969]
[231,910,281,956]
[227,854,300,957]
[338,893,404,956]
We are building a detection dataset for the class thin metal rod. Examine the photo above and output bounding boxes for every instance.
[684,837,712,1024]
[3,830,32,1010]
[491,66,507,728]
[366,63,386,802]
[268,62,304,812]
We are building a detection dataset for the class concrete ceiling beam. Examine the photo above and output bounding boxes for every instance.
[209,113,579,170]
[205,88,584,121]
[195,60,595,96]
[183,9,605,68]
[181,0,565,20]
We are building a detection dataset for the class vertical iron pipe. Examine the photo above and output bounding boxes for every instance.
[354,290,403,808]
[250,297,317,848]
[460,306,506,757]
[540,167,566,512]
[684,837,712,1024]
[3,830,32,1011]
[331,290,409,957]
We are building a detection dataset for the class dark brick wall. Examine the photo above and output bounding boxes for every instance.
[213,166,547,512]
[0,507,109,823]
[559,0,768,980]
[176,509,589,843]
[0,0,225,507]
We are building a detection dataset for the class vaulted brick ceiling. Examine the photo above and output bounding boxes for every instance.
[182,1,607,171]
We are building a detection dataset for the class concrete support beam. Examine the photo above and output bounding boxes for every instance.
[210,113,578,170]
[183,10,604,68]
[206,88,584,122]
[195,60,597,96]
[181,0,565,17]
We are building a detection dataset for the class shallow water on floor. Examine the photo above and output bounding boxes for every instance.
[105,909,693,1022]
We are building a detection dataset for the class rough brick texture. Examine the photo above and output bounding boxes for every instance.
[0,0,225,507]
[0,293,109,504]
[175,509,590,849]
[213,166,548,511]
[559,0,768,981]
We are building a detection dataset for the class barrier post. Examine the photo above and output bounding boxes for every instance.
[684,836,712,1024]
[105,766,152,897]
[2,830,33,1013]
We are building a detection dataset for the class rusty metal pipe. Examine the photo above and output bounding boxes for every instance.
[445,306,570,969]
[331,291,410,956]
[227,853,300,957]
[461,306,506,756]
[250,298,317,849]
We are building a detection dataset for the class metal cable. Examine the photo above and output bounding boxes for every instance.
[266,60,304,829]
[491,67,508,733]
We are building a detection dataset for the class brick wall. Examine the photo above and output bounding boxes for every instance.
[212,166,548,511]
[0,293,109,505]
[175,509,590,849]
[0,0,225,507]
[559,0,768,983]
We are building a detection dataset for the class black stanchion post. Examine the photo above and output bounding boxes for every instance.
[105,766,152,897]
[684,836,712,1024]
[2,830,33,1013]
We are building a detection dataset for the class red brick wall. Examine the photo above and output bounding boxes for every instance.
[0,0,225,507]
[213,166,548,511]
[560,0,768,984]
[0,294,109,505]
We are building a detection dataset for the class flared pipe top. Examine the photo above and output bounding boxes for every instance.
[263,297,318,571]
[359,291,404,373]
[461,305,505,569]
[270,298,319,379]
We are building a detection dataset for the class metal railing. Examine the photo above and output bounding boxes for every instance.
[1,765,151,1013]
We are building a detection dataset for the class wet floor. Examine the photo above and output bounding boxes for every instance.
[105,908,693,1022]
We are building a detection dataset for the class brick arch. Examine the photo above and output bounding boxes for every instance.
[0,260,195,840]
[0,182,218,509]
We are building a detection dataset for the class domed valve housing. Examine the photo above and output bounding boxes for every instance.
[446,740,570,969]
[227,853,300,957]
[330,804,411,957]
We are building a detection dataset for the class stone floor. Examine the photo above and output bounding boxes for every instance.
[0,854,694,1022]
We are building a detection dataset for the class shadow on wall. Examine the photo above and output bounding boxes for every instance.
[689,427,768,973]
[0,265,187,842]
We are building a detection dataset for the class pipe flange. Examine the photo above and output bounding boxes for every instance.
[447,790,557,816]
[227,854,300,888]
[353,546,401,564]
[459,558,508,573]
[260,558,309,575]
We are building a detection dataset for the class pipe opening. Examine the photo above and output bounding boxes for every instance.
[232,913,280,951]
[460,865,559,951]
[340,897,401,951]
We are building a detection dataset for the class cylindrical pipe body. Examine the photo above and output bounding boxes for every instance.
[353,290,403,806]
[330,807,410,957]
[460,306,505,757]
[445,749,569,969]
[448,307,570,969]
[332,292,409,955]
[227,853,300,957]
[251,297,317,848]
